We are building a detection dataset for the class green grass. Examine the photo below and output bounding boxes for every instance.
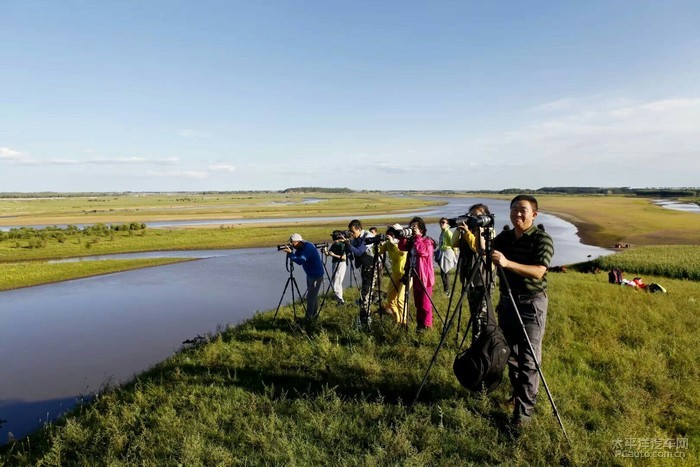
[582,245,700,281]
[0,193,440,226]
[536,195,700,247]
[0,221,413,263]
[3,271,698,465]
[0,258,194,291]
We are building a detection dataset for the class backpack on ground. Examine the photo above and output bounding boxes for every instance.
[608,268,623,284]
[453,305,510,393]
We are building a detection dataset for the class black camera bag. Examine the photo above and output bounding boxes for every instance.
[453,323,509,393]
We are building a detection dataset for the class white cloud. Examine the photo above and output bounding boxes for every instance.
[484,96,700,186]
[0,147,31,162]
[208,164,236,173]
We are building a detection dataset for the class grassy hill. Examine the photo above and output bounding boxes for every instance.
[3,267,698,465]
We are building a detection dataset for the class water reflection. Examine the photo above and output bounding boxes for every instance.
[654,199,700,213]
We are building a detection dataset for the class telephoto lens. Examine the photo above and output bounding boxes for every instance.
[467,214,493,229]
[447,215,471,228]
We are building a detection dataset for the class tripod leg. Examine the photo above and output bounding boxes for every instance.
[318,261,340,316]
[410,266,441,328]
[291,276,307,319]
[409,292,464,410]
[274,277,294,320]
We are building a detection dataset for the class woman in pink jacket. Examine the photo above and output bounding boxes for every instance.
[398,217,436,330]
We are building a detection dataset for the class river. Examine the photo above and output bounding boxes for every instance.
[0,197,610,444]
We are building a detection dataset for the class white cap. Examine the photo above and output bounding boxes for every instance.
[289,233,303,242]
[389,223,403,230]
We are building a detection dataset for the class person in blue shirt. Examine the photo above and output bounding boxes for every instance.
[282,233,324,321]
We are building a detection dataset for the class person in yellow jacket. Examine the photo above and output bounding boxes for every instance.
[378,223,408,323]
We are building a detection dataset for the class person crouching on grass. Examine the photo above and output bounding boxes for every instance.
[398,217,435,331]
[282,233,324,321]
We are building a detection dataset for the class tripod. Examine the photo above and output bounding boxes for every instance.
[399,237,444,331]
[447,231,491,347]
[410,223,570,442]
[317,256,345,315]
[273,254,306,320]
[354,241,385,329]
[411,226,495,408]
[346,253,360,288]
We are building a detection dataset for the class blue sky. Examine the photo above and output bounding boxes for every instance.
[1,1,699,192]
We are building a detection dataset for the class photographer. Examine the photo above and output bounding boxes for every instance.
[398,216,435,331]
[378,224,408,324]
[491,195,554,427]
[282,233,325,321]
[344,219,375,328]
[328,230,348,305]
[451,203,494,340]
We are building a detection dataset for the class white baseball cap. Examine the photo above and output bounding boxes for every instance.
[289,233,303,242]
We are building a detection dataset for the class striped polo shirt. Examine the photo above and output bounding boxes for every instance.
[493,224,554,296]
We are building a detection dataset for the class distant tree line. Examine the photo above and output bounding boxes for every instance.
[496,187,699,197]
[282,187,355,193]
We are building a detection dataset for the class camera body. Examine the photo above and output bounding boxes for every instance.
[331,230,349,241]
[447,214,494,229]
[364,234,386,245]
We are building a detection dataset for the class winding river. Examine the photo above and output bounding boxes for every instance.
[0,197,610,444]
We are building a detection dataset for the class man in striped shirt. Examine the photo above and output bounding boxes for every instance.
[492,195,554,428]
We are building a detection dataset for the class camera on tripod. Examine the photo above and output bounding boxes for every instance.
[364,234,386,245]
[331,230,349,241]
[397,227,414,238]
[314,242,328,249]
[276,243,292,251]
[447,214,494,229]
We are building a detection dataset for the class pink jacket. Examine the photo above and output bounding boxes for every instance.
[399,234,435,288]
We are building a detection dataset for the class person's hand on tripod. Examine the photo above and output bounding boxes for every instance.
[455,220,469,233]
[491,250,509,269]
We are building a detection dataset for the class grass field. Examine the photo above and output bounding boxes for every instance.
[0,193,440,227]
[0,258,193,291]
[589,245,700,281]
[2,270,698,465]
[0,221,401,263]
[535,195,700,247]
